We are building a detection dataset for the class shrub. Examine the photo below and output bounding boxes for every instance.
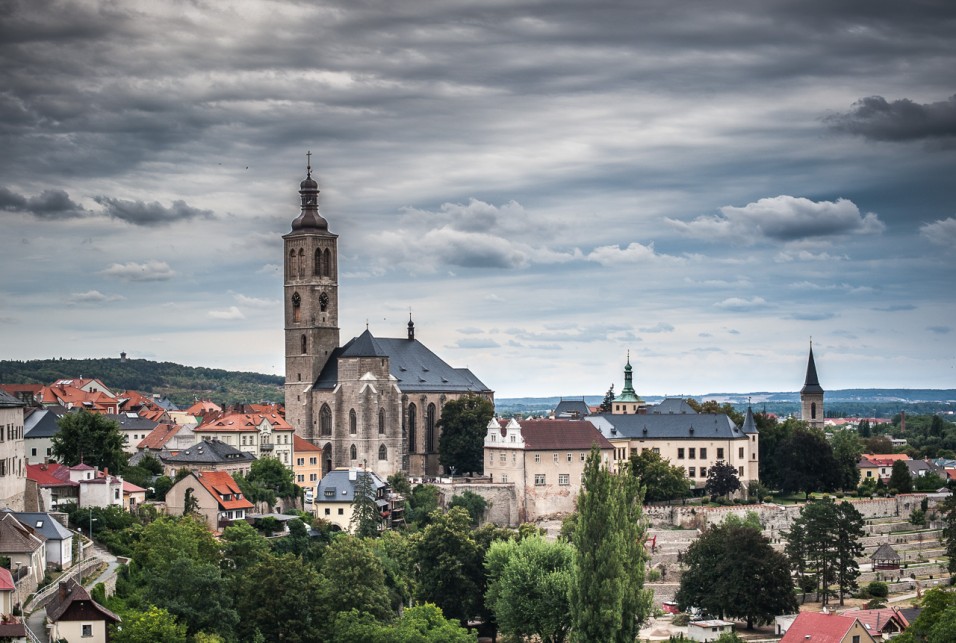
[763,496,773,503]
[868,581,889,598]
[835,491,844,498]
[672,612,690,626]
[647,568,661,582]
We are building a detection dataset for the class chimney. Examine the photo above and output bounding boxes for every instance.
[58,581,70,602]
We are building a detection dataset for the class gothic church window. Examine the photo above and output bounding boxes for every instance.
[322,248,332,278]
[408,404,417,454]
[378,409,386,435]
[350,444,357,460]
[320,405,332,436]
[379,444,387,460]
[289,250,296,279]
[811,402,817,419]
[298,248,305,278]
[301,335,307,354]
[349,409,357,435]
[314,248,321,276]
[426,403,436,453]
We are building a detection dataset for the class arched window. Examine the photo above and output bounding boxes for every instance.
[350,444,357,460]
[426,403,436,453]
[301,334,307,354]
[349,409,357,435]
[408,404,417,454]
[379,444,387,460]
[292,292,301,323]
[289,249,296,279]
[298,248,305,278]
[322,248,332,278]
[319,292,328,312]
[378,409,386,435]
[811,402,817,419]
[320,405,332,436]
[314,248,321,276]
[322,443,332,475]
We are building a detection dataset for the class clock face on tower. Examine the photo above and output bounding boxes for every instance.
[292,292,301,306]
[319,292,329,311]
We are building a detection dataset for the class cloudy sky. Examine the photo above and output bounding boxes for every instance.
[1,0,954,399]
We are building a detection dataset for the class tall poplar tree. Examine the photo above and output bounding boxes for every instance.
[570,447,650,642]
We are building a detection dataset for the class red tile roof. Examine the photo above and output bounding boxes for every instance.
[0,567,15,591]
[839,607,908,632]
[123,481,147,493]
[137,423,182,450]
[26,463,76,487]
[508,419,613,451]
[293,435,322,452]
[192,471,253,511]
[195,411,293,433]
[184,400,222,416]
[780,613,871,643]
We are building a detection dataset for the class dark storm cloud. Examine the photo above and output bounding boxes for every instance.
[93,196,214,227]
[0,187,86,219]
[827,95,956,142]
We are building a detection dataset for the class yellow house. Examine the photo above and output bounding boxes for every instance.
[293,435,323,491]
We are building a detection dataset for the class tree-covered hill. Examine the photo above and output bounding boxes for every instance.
[0,357,284,407]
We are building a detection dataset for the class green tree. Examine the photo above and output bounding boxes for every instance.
[893,587,956,643]
[220,520,270,573]
[234,552,325,643]
[686,399,744,425]
[351,471,382,538]
[448,490,488,526]
[570,448,651,642]
[131,516,220,573]
[889,460,913,493]
[941,495,956,574]
[865,435,894,454]
[830,428,864,491]
[485,535,573,643]
[147,557,239,639]
[152,475,173,500]
[705,461,741,500]
[52,410,128,473]
[438,394,495,475]
[110,606,187,643]
[629,450,690,502]
[318,536,392,623]
[776,424,839,498]
[676,522,797,629]
[833,501,866,605]
[235,456,297,506]
[599,384,615,413]
[415,507,483,625]
[407,484,441,528]
[328,604,477,643]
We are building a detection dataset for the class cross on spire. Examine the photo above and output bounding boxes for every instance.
[306,150,312,178]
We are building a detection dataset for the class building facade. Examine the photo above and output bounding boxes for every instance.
[282,161,492,478]
[0,391,26,511]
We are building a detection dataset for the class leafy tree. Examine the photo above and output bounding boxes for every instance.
[110,606,187,643]
[941,495,956,574]
[756,414,791,490]
[407,484,441,528]
[915,472,945,492]
[131,516,220,573]
[833,501,866,604]
[705,461,741,500]
[147,557,239,639]
[318,536,392,622]
[723,511,762,532]
[449,490,488,526]
[570,448,651,642]
[151,475,173,500]
[52,410,128,473]
[485,535,573,643]
[438,394,495,475]
[629,449,690,502]
[858,419,872,438]
[893,587,956,643]
[372,530,418,612]
[351,471,382,538]
[865,435,894,454]
[235,456,297,506]
[415,507,483,625]
[830,428,864,491]
[775,424,839,498]
[328,604,477,643]
[234,552,325,643]
[676,522,797,629]
[220,521,270,573]
[890,460,913,493]
[599,384,615,413]
[686,398,744,425]
[386,472,412,497]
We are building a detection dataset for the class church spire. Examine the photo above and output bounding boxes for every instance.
[291,151,328,231]
[616,351,641,403]
[801,341,824,394]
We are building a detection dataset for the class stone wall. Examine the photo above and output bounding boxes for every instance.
[433,482,519,526]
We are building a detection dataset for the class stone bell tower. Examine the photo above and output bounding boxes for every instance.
[800,342,825,430]
[283,154,340,439]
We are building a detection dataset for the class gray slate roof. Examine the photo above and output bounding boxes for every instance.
[553,400,591,418]
[0,390,23,408]
[589,413,745,440]
[161,439,256,466]
[8,511,73,542]
[103,413,160,431]
[315,468,386,504]
[649,398,698,415]
[315,330,491,394]
[740,407,759,434]
[24,408,63,438]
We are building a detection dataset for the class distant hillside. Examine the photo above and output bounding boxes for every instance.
[0,358,284,408]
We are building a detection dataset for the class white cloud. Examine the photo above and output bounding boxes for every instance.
[919,217,956,247]
[100,260,175,282]
[208,306,245,320]
[713,297,768,311]
[234,293,278,307]
[586,242,683,266]
[668,196,884,244]
[639,322,675,333]
[68,290,125,303]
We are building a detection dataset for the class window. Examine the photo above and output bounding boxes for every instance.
[31,448,36,457]
[500,452,506,464]
[688,467,696,477]
[700,467,707,477]
[738,466,744,476]
[338,508,344,515]
[349,409,357,435]
[852,637,860,643]
[301,334,307,354]
[82,624,93,637]
[581,453,586,462]
[689,448,696,459]
[322,248,332,278]
[653,447,660,454]
[310,457,317,465]
[490,454,494,465]
[379,409,386,435]
[320,405,332,437]
[297,457,305,466]
[567,453,572,462]
[559,474,570,486]
[379,444,388,460]
[553,453,559,463]
[292,291,301,322]
[700,448,707,459]
[501,475,508,483]
[298,474,304,482]
[811,402,817,419]
[677,448,685,459]
[739,447,744,458]
[535,454,540,463]
[426,403,437,452]
[408,403,417,453]
[325,508,331,515]
[534,474,546,486]
[289,249,297,279]
[350,444,357,460]
[717,448,724,459]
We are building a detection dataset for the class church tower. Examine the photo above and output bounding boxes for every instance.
[283,155,340,440]
[612,352,646,415]
[800,342,825,429]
